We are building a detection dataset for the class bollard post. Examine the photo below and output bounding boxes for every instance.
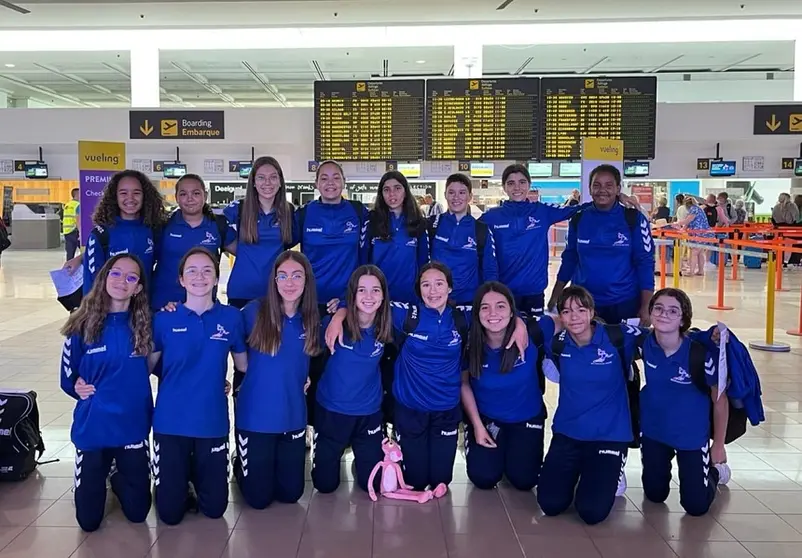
[659,243,667,290]
[729,230,742,281]
[708,238,733,311]
[749,250,791,352]
[672,239,681,288]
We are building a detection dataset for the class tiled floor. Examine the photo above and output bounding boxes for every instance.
[1,248,802,558]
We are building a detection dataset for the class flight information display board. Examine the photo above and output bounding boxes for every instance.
[314,80,425,161]
[426,78,539,161]
[540,76,657,160]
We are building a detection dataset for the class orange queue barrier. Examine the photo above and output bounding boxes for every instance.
[708,238,733,311]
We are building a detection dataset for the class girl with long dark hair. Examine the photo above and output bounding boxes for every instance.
[59,254,154,532]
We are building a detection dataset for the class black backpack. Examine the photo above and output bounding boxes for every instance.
[427,214,489,277]
[686,337,748,444]
[551,323,642,449]
[570,206,640,233]
[0,390,46,481]
[525,318,548,395]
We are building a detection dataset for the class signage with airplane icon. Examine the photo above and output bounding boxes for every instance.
[753,104,802,135]
[129,110,225,140]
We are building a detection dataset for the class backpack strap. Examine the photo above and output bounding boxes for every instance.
[688,339,710,395]
[213,214,228,257]
[93,225,111,258]
[474,220,488,280]
[296,205,307,250]
[366,214,378,263]
[550,331,567,370]
[402,304,420,336]
[623,207,639,230]
[569,211,583,233]
[451,306,469,348]
[426,214,439,256]
[603,324,630,381]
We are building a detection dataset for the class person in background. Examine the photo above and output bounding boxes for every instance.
[148,248,247,525]
[651,198,670,222]
[461,281,553,492]
[423,193,444,218]
[59,254,154,532]
[428,173,498,305]
[675,196,712,276]
[63,187,81,260]
[549,164,655,326]
[772,193,799,226]
[563,189,581,207]
[223,156,295,395]
[733,200,747,225]
[639,288,731,517]
[786,195,802,266]
[795,195,802,223]
[674,194,688,223]
[151,174,236,311]
[481,164,590,317]
[537,286,641,525]
[716,192,737,225]
[80,170,166,295]
[234,251,318,509]
[526,189,539,203]
[312,265,393,494]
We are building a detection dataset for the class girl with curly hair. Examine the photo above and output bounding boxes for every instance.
[78,170,167,295]
[59,254,154,533]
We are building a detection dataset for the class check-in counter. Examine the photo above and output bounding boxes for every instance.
[10,204,61,249]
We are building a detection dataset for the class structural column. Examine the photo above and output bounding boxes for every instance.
[794,37,802,101]
[130,47,161,108]
[453,43,483,79]
[0,92,7,108]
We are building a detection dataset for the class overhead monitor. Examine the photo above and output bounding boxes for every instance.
[709,161,737,177]
[163,163,188,179]
[795,159,802,177]
[528,162,553,178]
[558,162,582,178]
[540,76,657,160]
[238,163,253,179]
[397,162,421,178]
[623,161,650,177]
[24,162,49,179]
[470,162,495,178]
[314,80,425,162]
[426,77,540,161]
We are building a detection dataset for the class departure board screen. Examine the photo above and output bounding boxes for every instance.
[426,78,539,161]
[314,80,425,161]
[540,77,657,160]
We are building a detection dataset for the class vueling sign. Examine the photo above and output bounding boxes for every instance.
[129,110,226,140]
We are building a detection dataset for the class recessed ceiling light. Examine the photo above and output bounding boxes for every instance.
[4,64,15,68]
[416,60,426,64]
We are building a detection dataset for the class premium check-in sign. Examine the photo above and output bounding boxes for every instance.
[129,110,226,140]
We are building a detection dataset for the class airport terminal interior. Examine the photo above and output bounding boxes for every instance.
[3,1,802,557]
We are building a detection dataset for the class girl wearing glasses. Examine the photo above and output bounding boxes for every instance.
[234,251,319,509]
[223,156,296,395]
[639,288,730,516]
[148,247,247,525]
[59,254,154,532]
[150,175,236,310]
[312,265,393,494]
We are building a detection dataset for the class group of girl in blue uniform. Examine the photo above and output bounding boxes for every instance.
[59,156,733,532]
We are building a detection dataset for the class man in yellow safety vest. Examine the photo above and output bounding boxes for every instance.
[63,188,80,260]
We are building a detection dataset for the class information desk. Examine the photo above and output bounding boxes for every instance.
[314,80,425,162]
[425,78,540,161]
[539,77,657,160]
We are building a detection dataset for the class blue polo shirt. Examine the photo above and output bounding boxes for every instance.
[152,303,246,438]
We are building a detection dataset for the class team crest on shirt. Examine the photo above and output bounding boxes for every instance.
[670,366,692,385]
[201,231,217,246]
[448,330,462,347]
[591,348,614,365]
[344,221,357,234]
[370,341,384,358]
[145,238,154,254]
[210,324,230,341]
[462,237,477,250]
[405,238,417,247]
[526,216,541,230]
[613,233,629,247]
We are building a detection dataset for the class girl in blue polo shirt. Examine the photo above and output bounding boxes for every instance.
[461,281,554,492]
[81,170,167,295]
[234,251,319,509]
[537,286,641,526]
[149,247,247,525]
[639,288,731,516]
[150,175,236,310]
[325,262,529,495]
[312,265,394,494]
[59,254,154,533]
[223,156,295,395]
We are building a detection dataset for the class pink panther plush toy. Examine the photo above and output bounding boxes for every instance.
[367,438,448,503]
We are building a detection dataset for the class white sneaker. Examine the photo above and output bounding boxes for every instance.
[306,426,314,449]
[615,472,627,497]
[715,463,731,486]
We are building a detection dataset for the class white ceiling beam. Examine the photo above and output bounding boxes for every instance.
[0,73,98,107]
[240,61,289,107]
[647,54,685,73]
[169,61,243,107]
[718,53,762,71]
[0,0,29,15]
[101,62,195,107]
[582,56,609,74]
[33,62,130,102]
[309,60,327,81]
[514,57,533,75]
